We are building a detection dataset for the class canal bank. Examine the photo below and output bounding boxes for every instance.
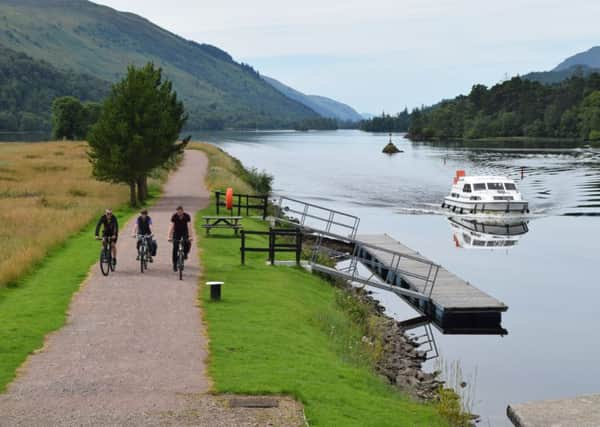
[191,142,474,426]
[196,129,600,426]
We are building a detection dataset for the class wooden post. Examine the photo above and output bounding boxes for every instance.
[262,196,268,220]
[215,191,221,215]
[237,194,242,216]
[240,230,246,265]
[269,228,275,265]
[295,229,302,266]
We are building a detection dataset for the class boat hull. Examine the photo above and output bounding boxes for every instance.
[442,197,529,214]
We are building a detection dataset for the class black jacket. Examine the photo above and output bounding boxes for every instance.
[95,214,119,237]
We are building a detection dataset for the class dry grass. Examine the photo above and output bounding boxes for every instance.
[0,141,129,287]
[188,142,254,194]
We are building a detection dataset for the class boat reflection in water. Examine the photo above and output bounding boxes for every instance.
[448,216,529,249]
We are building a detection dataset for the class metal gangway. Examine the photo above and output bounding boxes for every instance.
[272,196,440,303]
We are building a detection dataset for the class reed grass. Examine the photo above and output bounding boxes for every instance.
[0,141,129,288]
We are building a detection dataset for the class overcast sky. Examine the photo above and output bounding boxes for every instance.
[95,0,600,114]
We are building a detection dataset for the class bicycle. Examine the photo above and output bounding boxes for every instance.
[98,236,115,276]
[136,234,153,273]
[171,237,189,280]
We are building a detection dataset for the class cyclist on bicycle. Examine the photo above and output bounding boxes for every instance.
[131,209,157,262]
[95,208,118,266]
[167,205,193,272]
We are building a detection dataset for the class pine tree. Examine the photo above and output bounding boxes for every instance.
[88,63,188,206]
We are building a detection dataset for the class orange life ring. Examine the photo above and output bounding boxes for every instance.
[225,188,234,210]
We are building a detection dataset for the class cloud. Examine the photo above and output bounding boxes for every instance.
[94,0,600,112]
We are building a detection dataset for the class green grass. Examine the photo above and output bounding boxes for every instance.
[0,192,159,392]
[196,203,448,426]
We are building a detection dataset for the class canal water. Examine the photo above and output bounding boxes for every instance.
[196,129,600,426]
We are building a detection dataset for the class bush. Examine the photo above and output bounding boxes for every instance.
[243,167,273,195]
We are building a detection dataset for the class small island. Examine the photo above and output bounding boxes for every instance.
[382,141,402,154]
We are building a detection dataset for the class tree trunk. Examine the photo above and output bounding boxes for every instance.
[129,181,138,207]
[137,175,148,203]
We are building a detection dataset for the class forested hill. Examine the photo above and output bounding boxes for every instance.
[262,76,363,122]
[407,74,600,141]
[0,43,109,132]
[0,0,318,129]
[361,73,600,141]
[523,65,600,85]
[555,46,600,71]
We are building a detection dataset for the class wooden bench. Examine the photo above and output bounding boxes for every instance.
[202,216,243,236]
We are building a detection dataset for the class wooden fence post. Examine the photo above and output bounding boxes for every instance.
[295,229,302,266]
[269,228,275,265]
[262,196,268,219]
[240,230,246,265]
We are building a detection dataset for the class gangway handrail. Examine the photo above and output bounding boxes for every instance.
[272,217,440,295]
[275,196,360,239]
[310,264,431,302]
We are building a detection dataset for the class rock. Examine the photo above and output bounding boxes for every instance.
[382,142,403,154]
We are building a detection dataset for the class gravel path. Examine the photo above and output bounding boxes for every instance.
[0,150,304,426]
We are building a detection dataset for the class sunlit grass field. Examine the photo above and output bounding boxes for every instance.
[0,141,129,287]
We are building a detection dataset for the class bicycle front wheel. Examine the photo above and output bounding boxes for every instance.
[178,253,184,280]
[140,248,145,273]
[100,249,110,276]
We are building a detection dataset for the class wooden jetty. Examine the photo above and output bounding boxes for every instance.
[355,234,508,334]
[274,196,508,334]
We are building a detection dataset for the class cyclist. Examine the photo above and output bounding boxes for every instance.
[95,208,118,266]
[131,209,157,262]
[167,205,193,272]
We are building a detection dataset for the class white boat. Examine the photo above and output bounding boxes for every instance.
[441,170,529,215]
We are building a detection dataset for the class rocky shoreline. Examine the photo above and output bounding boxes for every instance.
[350,287,444,401]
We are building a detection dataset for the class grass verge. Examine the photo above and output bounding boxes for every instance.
[196,203,448,426]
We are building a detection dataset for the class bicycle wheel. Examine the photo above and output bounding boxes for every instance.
[100,248,110,276]
[178,252,184,280]
[140,246,145,273]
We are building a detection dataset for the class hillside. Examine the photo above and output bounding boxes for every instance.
[523,65,600,85]
[555,46,600,71]
[0,0,318,129]
[0,43,109,132]
[263,76,362,122]
[406,74,600,141]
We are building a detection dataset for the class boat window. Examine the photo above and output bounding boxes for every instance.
[504,183,517,191]
[462,184,472,193]
[473,240,485,246]
[487,183,504,190]
[473,183,486,191]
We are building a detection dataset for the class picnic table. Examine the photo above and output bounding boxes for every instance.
[202,216,243,236]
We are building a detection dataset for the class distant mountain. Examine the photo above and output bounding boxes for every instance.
[523,47,600,84]
[0,43,109,131]
[555,46,600,71]
[262,76,362,122]
[0,0,318,129]
[523,64,600,85]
